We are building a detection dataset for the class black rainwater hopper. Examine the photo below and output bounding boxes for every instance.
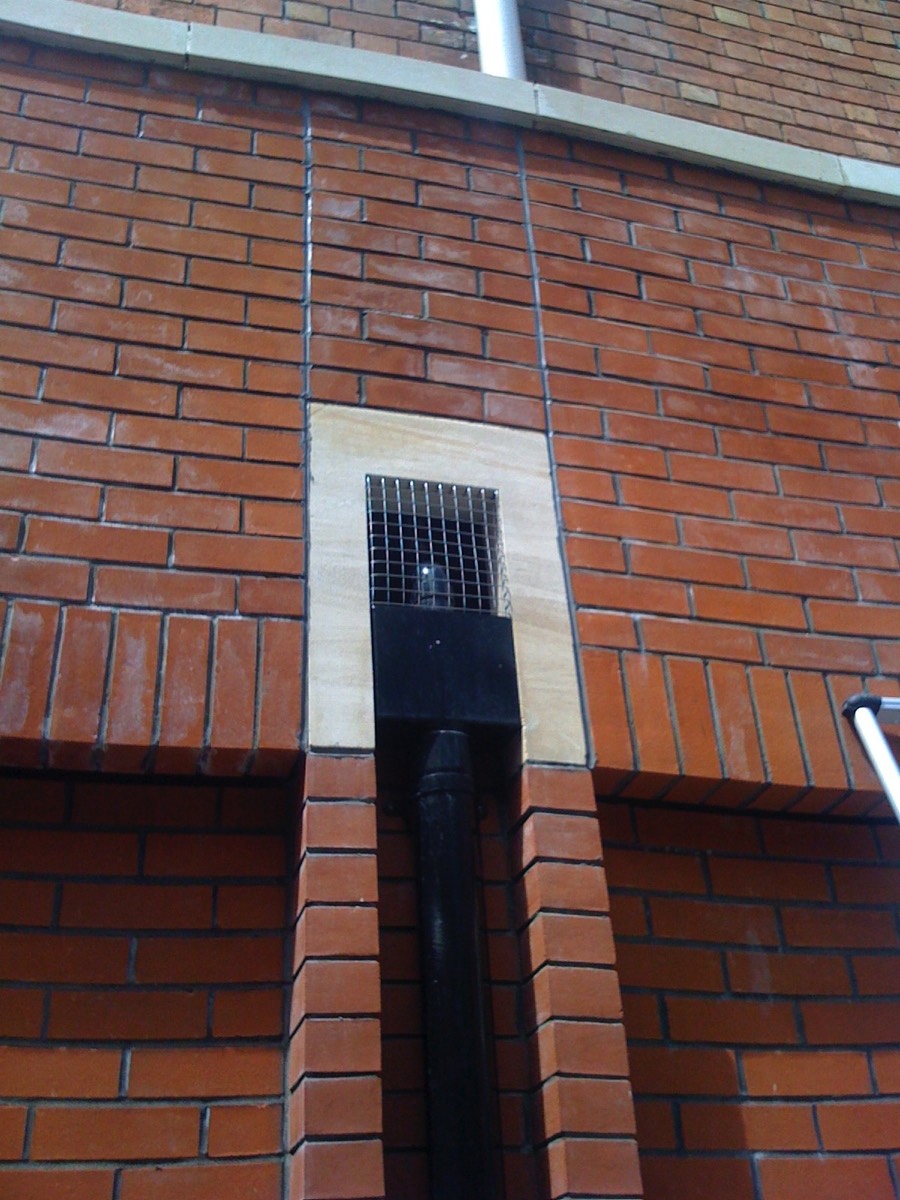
[366,476,521,1200]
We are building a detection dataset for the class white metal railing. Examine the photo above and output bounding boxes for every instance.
[842,694,900,822]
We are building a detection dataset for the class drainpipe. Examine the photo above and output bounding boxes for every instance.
[472,0,527,80]
[414,728,495,1200]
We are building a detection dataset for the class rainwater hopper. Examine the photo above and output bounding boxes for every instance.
[366,475,521,770]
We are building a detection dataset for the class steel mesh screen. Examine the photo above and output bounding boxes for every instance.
[366,476,511,617]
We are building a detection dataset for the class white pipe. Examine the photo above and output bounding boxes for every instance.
[472,0,526,80]
[844,697,900,822]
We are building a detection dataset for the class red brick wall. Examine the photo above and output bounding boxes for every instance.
[2,51,898,800]
[77,0,478,67]
[0,41,304,775]
[602,799,900,1200]
[0,773,289,1199]
[521,0,900,165]
[529,135,900,814]
[48,0,900,162]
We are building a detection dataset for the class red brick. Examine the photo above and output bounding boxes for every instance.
[782,907,896,950]
[217,883,285,930]
[299,853,378,907]
[744,1048,872,1099]
[38,440,172,488]
[0,601,60,760]
[672,451,777,494]
[831,864,900,906]
[642,1155,756,1199]
[757,1154,895,1200]
[0,1046,120,1098]
[820,1099,900,1147]
[207,617,257,773]
[174,530,302,575]
[303,800,377,851]
[0,1105,26,1158]
[0,1169,116,1199]
[143,832,283,878]
[605,846,706,894]
[585,652,633,772]
[520,860,609,918]
[787,671,849,792]
[710,853,830,900]
[872,1050,900,1093]
[103,611,161,772]
[298,1075,382,1138]
[0,987,43,1037]
[43,369,178,417]
[682,1100,817,1150]
[304,755,377,802]
[46,607,110,767]
[521,912,615,972]
[1,931,118,987]
[292,1138,384,1200]
[104,486,241,533]
[61,882,210,930]
[1,395,109,443]
[665,657,722,780]
[297,906,379,963]
[214,988,283,1039]
[617,942,725,991]
[538,1076,635,1139]
[515,809,602,866]
[136,934,283,984]
[293,960,381,1021]
[207,1103,281,1157]
[802,1000,900,1046]
[543,1136,643,1199]
[178,456,302,501]
[651,895,779,946]
[120,1161,280,1200]
[129,1046,282,1098]
[667,995,798,1043]
[9,535,93,595]
[155,616,210,771]
[0,879,55,926]
[532,1019,629,1079]
[48,990,207,1041]
[728,949,852,996]
[527,963,621,1029]
[256,619,303,771]
[26,517,168,566]
[851,956,900,996]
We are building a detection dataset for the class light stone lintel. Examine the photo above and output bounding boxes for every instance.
[2,0,899,206]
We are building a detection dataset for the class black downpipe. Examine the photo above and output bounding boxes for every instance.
[414,728,495,1200]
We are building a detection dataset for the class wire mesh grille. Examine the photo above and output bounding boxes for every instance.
[366,476,511,617]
